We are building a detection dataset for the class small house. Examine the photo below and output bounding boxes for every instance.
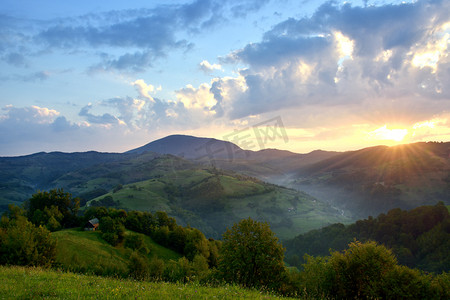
[84,218,99,231]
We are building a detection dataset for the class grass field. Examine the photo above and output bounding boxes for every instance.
[0,266,291,299]
[52,229,181,275]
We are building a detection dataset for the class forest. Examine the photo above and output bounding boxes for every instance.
[285,202,450,273]
[1,189,449,299]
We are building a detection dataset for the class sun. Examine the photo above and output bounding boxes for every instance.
[368,125,408,142]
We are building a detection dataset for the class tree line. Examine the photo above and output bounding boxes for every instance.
[285,202,450,273]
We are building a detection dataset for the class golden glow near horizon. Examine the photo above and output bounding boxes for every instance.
[367,125,408,142]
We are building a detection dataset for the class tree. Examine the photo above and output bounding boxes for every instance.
[99,216,125,246]
[26,189,80,229]
[218,218,286,289]
[328,240,398,299]
[0,206,56,267]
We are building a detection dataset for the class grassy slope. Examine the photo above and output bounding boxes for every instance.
[52,229,181,275]
[0,266,289,299]
[88,168,348,240]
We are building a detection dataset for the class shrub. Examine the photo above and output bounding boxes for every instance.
[0,214,56,267]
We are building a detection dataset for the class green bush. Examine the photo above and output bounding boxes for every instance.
[128,251,149,280]
[297,241,449,299]
[0,213,56,267]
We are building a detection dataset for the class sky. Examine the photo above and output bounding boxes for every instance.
[0,0,449,156]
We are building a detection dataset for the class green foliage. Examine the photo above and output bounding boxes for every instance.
[26,189,80,229]
[218,218,286,290]
[51,229,180,277]
[285,202,450,272]
[99,216,125,246]
[327,241,398,299]
[90,195,121,208]
[124,234,147,252]
[297,241,450,299]
[128,251,150,280]
[148,256,165,280]
[0,207,56,267]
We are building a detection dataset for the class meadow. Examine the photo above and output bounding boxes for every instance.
[0,266,290,299]
[52,229,181,276]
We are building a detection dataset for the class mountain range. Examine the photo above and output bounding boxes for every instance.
[1,134,449,238]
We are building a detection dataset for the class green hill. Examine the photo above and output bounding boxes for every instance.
[86,167,348,240]
[0,266,287,299]
[52,229,181,276]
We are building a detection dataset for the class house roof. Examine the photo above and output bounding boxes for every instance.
[85,218,99,228]
[89,218,99,225]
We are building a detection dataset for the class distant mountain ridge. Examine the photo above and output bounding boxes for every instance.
[127,134,339,178]
[291,142,450,218]
[1,135,449,226]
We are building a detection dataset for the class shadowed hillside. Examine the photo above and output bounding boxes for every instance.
[291,142,450,218]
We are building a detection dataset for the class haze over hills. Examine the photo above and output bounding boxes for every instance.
[0,134,448,238]
[289,142,450,218]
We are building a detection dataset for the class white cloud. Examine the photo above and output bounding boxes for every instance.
[199,60,223,73]
[1,105,59,124]
[176,83,217,113]
[132,79,156,102]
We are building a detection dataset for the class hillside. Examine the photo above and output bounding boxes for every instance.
[0,151,143,211]
[290,142,450,218]
[86,166,348,239]
[52,229,181,276]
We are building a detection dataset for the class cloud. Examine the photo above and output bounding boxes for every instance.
[79,104,123,126]
[229,0,270,18]
[4,52,29,67]
[132,79,156,102]
[0,0,273,73]
[0,104,142,155]
[199,60,222,73]
[1,105,59,124]
[214,0,450,122]
[32,0,269,72]
[176,83,217,113]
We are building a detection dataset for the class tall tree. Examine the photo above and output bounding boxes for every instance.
[218,217,286,289]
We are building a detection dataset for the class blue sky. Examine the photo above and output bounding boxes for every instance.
[0,0,449,156]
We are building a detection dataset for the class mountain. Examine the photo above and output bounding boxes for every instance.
[127,134,248,160]
[290,142,450,218]
[127,134,339,181]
